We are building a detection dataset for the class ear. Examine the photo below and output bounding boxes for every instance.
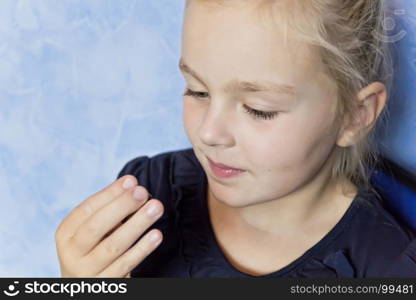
[336,82,388,147]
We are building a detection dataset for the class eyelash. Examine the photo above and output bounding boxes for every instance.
[183,88,280,120]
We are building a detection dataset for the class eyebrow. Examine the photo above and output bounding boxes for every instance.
[178,58,296,96]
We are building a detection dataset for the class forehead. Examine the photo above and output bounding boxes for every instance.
[181,1,324,94]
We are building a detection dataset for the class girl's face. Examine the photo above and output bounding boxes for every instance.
[181,1,342,207]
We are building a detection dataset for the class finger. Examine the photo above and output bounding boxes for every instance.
[70,185,151,256]
[121,192,152,224]
[86,199,164,273]
[124,272,131,278]
[102,192,153,240]
[57,175,138,241]
[101,222,124,241]
[96,229,163,278]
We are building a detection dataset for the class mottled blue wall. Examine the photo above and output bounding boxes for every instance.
[0,0,414,277]
[375,1,416,174]
[0,0,189,277]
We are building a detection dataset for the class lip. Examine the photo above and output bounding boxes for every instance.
[206,155,247,179]
[206,156,245,171]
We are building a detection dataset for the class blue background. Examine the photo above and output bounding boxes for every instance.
[0,0,414,277]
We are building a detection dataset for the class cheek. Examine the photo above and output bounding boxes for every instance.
[247,103,338,172]
[289,97,338,154]
[183,98,204,140]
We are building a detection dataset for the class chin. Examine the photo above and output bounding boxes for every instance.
[211,189,255,208]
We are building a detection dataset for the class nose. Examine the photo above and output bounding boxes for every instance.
[197,102,235,148]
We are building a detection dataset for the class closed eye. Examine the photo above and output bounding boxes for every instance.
[183,88,280,121]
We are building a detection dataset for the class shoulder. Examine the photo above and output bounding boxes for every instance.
[351,189,415,245]
[343,188,416,277]
[115,147,202,212]
[116,147,197,174]
[299,188,416,278]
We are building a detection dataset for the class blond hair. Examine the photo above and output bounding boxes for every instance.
[186,0,394,195]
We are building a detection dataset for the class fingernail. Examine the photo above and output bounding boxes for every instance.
[146,203,160,217]
[149,231,161,243]
[122,178,135,189]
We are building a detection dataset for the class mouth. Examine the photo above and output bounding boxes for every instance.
[206,155,245,171]
[205,155,247,179]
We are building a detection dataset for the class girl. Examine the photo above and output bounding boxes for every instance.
[55,0,416,277]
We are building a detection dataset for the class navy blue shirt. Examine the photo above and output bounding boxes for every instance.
[116,147,416,278]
